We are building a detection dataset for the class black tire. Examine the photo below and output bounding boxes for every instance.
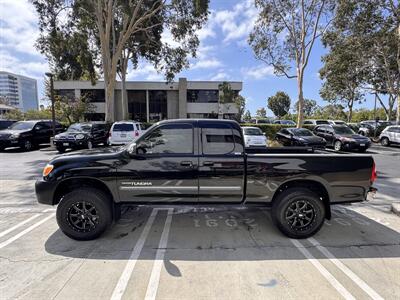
[271,188,325,239]
[0,146,4,152]
[56,146,65,153]
[21,139,33,151]
[56,188,112,240]
[359,148,367,153]
[381,137,390,147]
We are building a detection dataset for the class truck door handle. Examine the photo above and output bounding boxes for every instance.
[180,161,193,167]
[203,161,214,166]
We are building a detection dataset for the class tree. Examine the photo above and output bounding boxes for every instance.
[218,82,245,120]
[256,107,267,118]
[54,95,95,125]
[4,109,24,121]
[249,0,335,127]
[243,110,252,122]
[33,0,209,122]
[327,0,399,122]
[319,34,366,122]
[314,104,347,120]
[294,99,318,117]
[267,91,291,118]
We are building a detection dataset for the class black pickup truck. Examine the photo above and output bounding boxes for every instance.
[36,119,376,241]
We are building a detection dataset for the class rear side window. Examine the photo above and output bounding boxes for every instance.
[113,123,134,131]
[202,124,236,155]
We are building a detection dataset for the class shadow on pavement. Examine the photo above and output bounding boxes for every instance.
[45,206,400,265]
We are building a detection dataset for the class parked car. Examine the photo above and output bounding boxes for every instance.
[242,126,267,147]
[255,119,272,124]
[108,121,143,145]
[328,120,347,125]
[36,119,377,241]
[276,128,326,148]
[359,120,391,137]
[379,125,400,147]
[53,122,110,153]
[314,125,371,152]
[273,120,296,125]
[0,119,17,130]
[0,120,64,151]
[347,122,360,132]
[303,119,330,125]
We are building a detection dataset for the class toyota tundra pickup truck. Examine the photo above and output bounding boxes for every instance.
[36,119,377,241]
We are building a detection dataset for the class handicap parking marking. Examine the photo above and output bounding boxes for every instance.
[0,213,55,249]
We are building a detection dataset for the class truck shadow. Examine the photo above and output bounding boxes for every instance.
[44,205,400,269]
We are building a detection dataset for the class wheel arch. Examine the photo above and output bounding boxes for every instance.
[271,179,331,220]
[53,177,115,206]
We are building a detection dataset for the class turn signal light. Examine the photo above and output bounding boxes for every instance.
[43,164,54,177]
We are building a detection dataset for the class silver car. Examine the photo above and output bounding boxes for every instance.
[379,125,400,146]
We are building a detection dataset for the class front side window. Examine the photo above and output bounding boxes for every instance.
[202,124,235,155]
[333,126,354,134]
[137,123,193,154]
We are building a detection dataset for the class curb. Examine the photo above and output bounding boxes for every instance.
[391,203,400,216]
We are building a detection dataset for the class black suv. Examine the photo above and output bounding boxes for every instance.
[0,120,64,151]
[53,122,110,153]
[314,125,371,152]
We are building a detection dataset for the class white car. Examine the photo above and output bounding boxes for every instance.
[328,120,347,125]
[242,127,267,147]
[108,121,144,145]
[379,125,400,146]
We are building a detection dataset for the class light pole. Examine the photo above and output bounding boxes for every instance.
[45,72,56,137]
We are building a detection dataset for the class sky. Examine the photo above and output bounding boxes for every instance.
[0,0,376,116]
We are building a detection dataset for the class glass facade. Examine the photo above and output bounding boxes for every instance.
[82,89,105,102]
[128,90,147,122]
[187,90,219,103]
[149,90,167,122]
[56,89,75,100]
[0,72,38,111]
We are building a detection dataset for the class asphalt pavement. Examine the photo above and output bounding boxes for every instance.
[0,144,399,299]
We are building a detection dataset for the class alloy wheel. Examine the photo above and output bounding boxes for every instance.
[67,201,99,232]
[334,141,342,151]
[285,200,315,231]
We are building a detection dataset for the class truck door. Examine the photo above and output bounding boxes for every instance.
[117,122,199,203]
[198,121,245,203]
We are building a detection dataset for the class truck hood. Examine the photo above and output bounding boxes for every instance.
[51,146,124,165]
[0,129,30,137]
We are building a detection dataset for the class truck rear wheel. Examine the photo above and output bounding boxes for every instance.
[56,187,112,240]
[272,188,325,239]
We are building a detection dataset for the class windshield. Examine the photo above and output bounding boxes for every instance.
[333,126,355,135]
[281,120,295,125]
[8,121,36,130]
[113,123,134,131]
[292,129,313,136]
[243,128,263,136]
[67,124,92,132]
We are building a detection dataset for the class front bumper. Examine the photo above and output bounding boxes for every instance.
[54,139,88,148]
[35,179,56,205]
[342,141,371,150]
[0,138,20,149]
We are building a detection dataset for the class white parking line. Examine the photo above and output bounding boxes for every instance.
[111,209,159,300]
[145,208,173,300]
[0,213,55,249]
[290,239,355,300]
[308,237,384,300]
[0,213,42,239]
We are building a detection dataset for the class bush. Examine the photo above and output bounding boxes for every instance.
[241,123,315,140]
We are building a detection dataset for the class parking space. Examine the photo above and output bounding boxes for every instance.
[0,146,399,299]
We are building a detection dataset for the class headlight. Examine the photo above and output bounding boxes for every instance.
[54,134,60,140]
[43,164,54,177]
[75,134,85,140]
[342,137,355,142]
[10,133,19,139]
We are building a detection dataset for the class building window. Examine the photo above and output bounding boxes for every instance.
[56,89,75,100]
[149,90,167,122]
[128,90,146,122]
[81,89,105,102]
[187,113,218,119]
[187,90,218,103]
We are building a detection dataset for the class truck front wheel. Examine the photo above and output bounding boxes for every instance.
[272,188,325,239]
[56,187,112,240]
